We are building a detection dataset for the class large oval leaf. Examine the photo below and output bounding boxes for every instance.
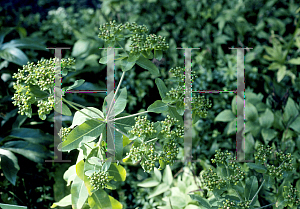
[59,119,105,151]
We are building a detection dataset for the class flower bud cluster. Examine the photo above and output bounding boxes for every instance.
[159,140,179,165]
[129,33,169,56]
[202,149,246,191]
[98,20,148,42]
[58,127,72,141]
[254,145,294,178]
[219,199,251,209]
[202,168,227,191]
[284,185,300,206]
[160,115,184,139]
[166,66,212,118]
[11,57,75,120]
[169,66,198,83]
[88,170,110,190]
[126,142,157,173]
[140,142,158,173]
[128,115,157,138]
[98,21,169,56]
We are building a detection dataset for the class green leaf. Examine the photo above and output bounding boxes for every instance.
[70,107,105,129]
[215,109,236,122]
[61,102,72,116]
[158,159,166,170]
[245,103,258,121]
[137,178,160,188]
[63,165,76,186]
[277,65,286,82]
[162,165,173,186]
[71,175,89,209]
[108,195,123,209]
[261,128,277,144]
[1,37,47,51]
[62,79,85,91]
[102,158,112,172]
[51,194,71,208]
[2,141,50,163]
[120,57,136,72]
[259,108,274,128]
[148,183,170,199]
[244,176,258,201]
[110,87,127,117]
[87,157,103,166]
[28,84,49,98]
[155,78,169,100]
[288,57,300,65]
[147,100,168,113]
[154,49,163,61]
[290,116,300,133]
[127,53,140,62]
[0,148,19,185]
[88,189,112,209]
[141,50,153,59]
[72,39,90,57]
[0,47,28,66]
[136,55,159,76]
[59,119,105,151]
[8,128,53,145]
[107,163,126,181]
[189,194,211,208]
[246,163,267,173]
[0,203,27,209]
[168,106,184,126]
[76,159,85,181]
[153,167,162,182]
[0,27,15,45]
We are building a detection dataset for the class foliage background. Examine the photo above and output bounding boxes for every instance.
[0,0,300,208]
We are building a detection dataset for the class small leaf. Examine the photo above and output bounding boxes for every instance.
[246,163,267,173]
[137,178,160,187]
[155,78,169,100]
[62,79,85,91]
[287,57,300,65]
[215,109,236,122]
[51,194,71,208]
[154,49,163,61]
[147,100,168,113]
[0,148,19,185]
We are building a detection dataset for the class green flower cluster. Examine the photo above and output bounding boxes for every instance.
[11,57,75,120]
[202,149,246,191]
[160,115,184,139]
[140,142,157,173]
[58,127,72,141]
[166,66,212,118]
[254,145,294,178]
[126,142,157,173]
[219,199,251,209]
[129,33,169,56]
[202,168,227,190]
[88,170,110,190]
[283,185,300,206]
[159,140,179,165]
[98,20,169,56]
[98,20,148,42]
[128,115,157,138]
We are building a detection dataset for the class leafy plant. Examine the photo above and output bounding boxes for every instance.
[190,144,299,209]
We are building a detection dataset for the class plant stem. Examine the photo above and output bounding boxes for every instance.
[250,179,265,205]
[106,71,126,121]
[109,110,150,122]
[62,97,105,125]
[145,137,158,143]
